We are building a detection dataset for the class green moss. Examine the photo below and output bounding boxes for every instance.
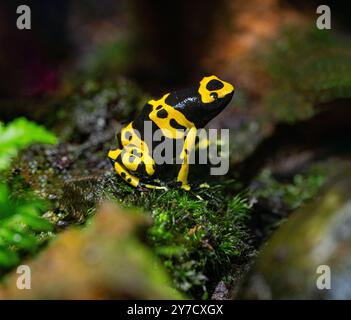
[105,179,252,298]
[0,118,56,271]
[253,166,326,211]
[263,27,351,122]
[0,118,57,171]
[83,34,133,79]
[52,78,146,142]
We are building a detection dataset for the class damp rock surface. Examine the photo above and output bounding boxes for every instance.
[236,161,351,299]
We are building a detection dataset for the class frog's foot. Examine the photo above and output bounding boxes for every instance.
[140,183,168,191]
[198,182,210,189]
[190,182,210,191]
[111,159,167,191]
[181,184,191,191]
[167,180,192,191]
[110,156,141,188]
[138,177,168,191]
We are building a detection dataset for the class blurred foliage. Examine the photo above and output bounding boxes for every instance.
[238,161,351,300]
[84,35,132,80]
[0,118,56,270]
[0,202,182,299]
[53,78,146,142]
[0,186,53,269]
[106,180,252,298]
[253,167,326,211]
[0,118,57,171]
[264,28,351,122]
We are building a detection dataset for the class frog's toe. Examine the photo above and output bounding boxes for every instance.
[199,182,210,189]
[168,180,192,191]
[145,184,168,191]
[181,184,191,191]
[138,180,168,191]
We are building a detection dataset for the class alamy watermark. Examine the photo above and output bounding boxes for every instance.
[316,265,331,290]
[316,5,331,30]
[16,5,31,30]
[116,122,230,176]
[15,4,332,31]
[16,265,31,290]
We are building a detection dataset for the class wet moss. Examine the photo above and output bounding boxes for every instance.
[248,165,327,242]
[253,166,326,211]
[104,177,253,298]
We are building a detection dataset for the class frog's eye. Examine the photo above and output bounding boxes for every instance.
[125,132,132,141]
[210,92,218,100]
[207,79,224,91]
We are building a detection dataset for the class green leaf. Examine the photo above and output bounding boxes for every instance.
[0,225,39,250]
[0,183,12,220]
[18,214,53,232]
[0,117,57,171]
[0,247,19,268]
[0,118,56,269]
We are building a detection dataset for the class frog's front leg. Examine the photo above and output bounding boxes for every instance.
[177,126,197,190]
[108,147,167,190]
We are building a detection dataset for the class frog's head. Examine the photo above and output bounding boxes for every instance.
[167,75,234,127]
[198,75,234,108]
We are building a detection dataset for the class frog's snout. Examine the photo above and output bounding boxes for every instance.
[223,89,234,105]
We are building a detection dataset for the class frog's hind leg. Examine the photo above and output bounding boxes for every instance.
[108,148,167,190]
[109,149,140,188]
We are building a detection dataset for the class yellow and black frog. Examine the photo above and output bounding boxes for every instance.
[108,75,234,190]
